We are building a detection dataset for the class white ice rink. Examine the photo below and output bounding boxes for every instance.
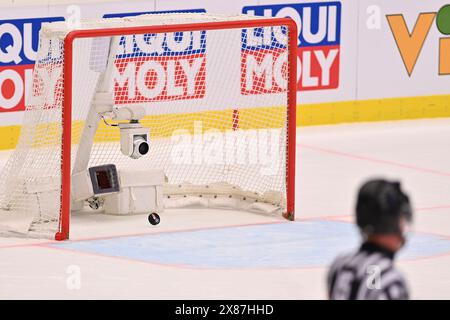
[0,118,450,299]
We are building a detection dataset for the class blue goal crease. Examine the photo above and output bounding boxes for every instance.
[51,220,450,268]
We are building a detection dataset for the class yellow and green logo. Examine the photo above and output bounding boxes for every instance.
[387,4,450,76]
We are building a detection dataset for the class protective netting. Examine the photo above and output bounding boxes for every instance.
[0,13,294,239]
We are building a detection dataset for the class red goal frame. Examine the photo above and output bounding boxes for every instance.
[56,18,298,240]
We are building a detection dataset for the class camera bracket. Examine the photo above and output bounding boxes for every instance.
[118,122,150,159]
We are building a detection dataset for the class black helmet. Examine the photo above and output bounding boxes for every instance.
[356,179,412,236]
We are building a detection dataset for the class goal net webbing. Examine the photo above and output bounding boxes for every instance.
[0,13,296,239]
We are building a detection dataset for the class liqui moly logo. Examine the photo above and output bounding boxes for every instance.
[103,8,205,19]
[241,25,288,95]
[105,9,207,103]
[31,37,65,109]
[243,2,342,91]
[0,17,64,112]
[113,31,207,103]
[0,10,207,113]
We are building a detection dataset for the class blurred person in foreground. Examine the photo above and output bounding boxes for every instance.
[327,179,413,300]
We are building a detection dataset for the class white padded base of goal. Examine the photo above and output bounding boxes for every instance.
[0,209,35,235]
[165,196,282,214]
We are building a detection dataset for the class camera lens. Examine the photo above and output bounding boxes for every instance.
[131,137,150,159]
[138,141,149,155]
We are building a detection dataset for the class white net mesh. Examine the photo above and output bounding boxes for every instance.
[0,13,294,239]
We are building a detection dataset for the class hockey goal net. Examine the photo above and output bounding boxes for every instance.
[0,13,297,240]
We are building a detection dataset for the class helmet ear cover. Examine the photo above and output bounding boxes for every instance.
[356,180,412,236]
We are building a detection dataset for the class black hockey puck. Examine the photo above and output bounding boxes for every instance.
[148,213,161,225]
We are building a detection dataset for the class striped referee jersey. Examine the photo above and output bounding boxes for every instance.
[327,242,409,300]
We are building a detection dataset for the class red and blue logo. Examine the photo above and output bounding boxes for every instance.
[106,9,207,103]
[0,17,64,112]
[103,8,205,19]
[241,25,289,95]
[243,2,341,91]
[113,31,207,103]
[0,10,208,113]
